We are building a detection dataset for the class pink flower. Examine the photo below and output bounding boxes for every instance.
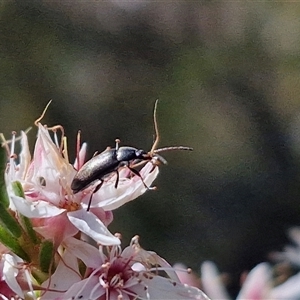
[42,236,210,300]
[0,108,200,300]
[201,259,300,300]
[0,251,34,299]
[199,228,300,300]
[173,263,202,289]
[201,261,231,300]
[6,123,159,247]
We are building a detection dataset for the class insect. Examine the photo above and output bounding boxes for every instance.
[71,100,193,211]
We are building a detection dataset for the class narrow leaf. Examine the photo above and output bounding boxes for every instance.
[21,216,40,244]
[39,240,54,273]
[12,181,39,244]
[0,225,29,261]
[0,202,22,238]
[11,180,25,198]
[0,147,9,207]
[0,152,23,238]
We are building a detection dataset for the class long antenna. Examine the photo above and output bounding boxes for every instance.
[154,146,193,153]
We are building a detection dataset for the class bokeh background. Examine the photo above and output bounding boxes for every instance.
[1,1,300,296]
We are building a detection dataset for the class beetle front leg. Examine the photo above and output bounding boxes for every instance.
[127,166,156,191]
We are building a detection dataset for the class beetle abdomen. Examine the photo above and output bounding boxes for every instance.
[71,149,120,193]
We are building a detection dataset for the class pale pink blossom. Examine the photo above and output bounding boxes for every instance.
[173,263,201,289]
[199,228,300,300]
[201,261,231,300]
[42,236,210,300]
[6,123,159,247]
[236,263,272,300]
[1,112,202,300]
[271,227,300,267]
[0,252,35,300]
[201,259,300,300]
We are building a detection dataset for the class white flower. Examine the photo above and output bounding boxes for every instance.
[1,109,199,300]
[201,261,231,300]
[201,259,300,300]
[271,227,300,267]
[43,236,210,300]
[0,252,34,300]
[6,123,159,247]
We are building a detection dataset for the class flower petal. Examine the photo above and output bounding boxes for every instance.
[270,271,300,300]
[288,227,300,247]
[64,237,103,268]
[73,142,87,170]
[62,276,105,300]
[30,124,76,206]
[41,250,81,299]
[67,210,120,245]
[91,163,159,211]
[201,261,231,300]
[33,212,78,246]
[16,131,31,181]
[2,254,24,298]
[10,195,65,218]
[174,263,201,288]
[236,263,272,300]
[141,275,210,300]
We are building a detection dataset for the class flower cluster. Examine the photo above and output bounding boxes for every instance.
[0,120,209,299]
[175,227,300,300]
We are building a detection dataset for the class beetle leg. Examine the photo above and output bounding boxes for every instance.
[92,151,99,157]
[114,170,119,189]
[127,166,155,190]
[130,160,147,169]
[115,138,121,150]
[87,180,104,211]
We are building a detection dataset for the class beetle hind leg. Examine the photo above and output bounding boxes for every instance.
[87,180,104,211]
[114,170,120,189]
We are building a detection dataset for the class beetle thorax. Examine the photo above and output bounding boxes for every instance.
[116,147,146,162]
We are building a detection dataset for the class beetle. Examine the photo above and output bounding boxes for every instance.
[71,100,193,211]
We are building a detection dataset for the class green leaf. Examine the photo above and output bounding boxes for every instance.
[11,181,39,244]
[0,151,23,238]
[0,147,9,207]
[13,182,39,244]
[11,180,25,198]
[0,202,22,238]
[39,240,54,273]
[0,225,29,261]
[20,215,40,244]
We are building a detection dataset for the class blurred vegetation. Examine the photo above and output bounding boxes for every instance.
[1,1,300,295]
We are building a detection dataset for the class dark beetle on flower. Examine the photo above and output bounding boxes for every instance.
[71,100,193,211]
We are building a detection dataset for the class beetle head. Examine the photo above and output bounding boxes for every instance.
[135,149,148,159]
[139,150,168,165]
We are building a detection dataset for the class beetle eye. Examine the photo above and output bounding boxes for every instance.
[135,149,146,158]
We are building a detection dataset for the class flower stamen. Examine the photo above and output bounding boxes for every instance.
[47,125,65,152]
[34,100,52,127]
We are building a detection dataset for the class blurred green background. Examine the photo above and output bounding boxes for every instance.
[1,1,300,295]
